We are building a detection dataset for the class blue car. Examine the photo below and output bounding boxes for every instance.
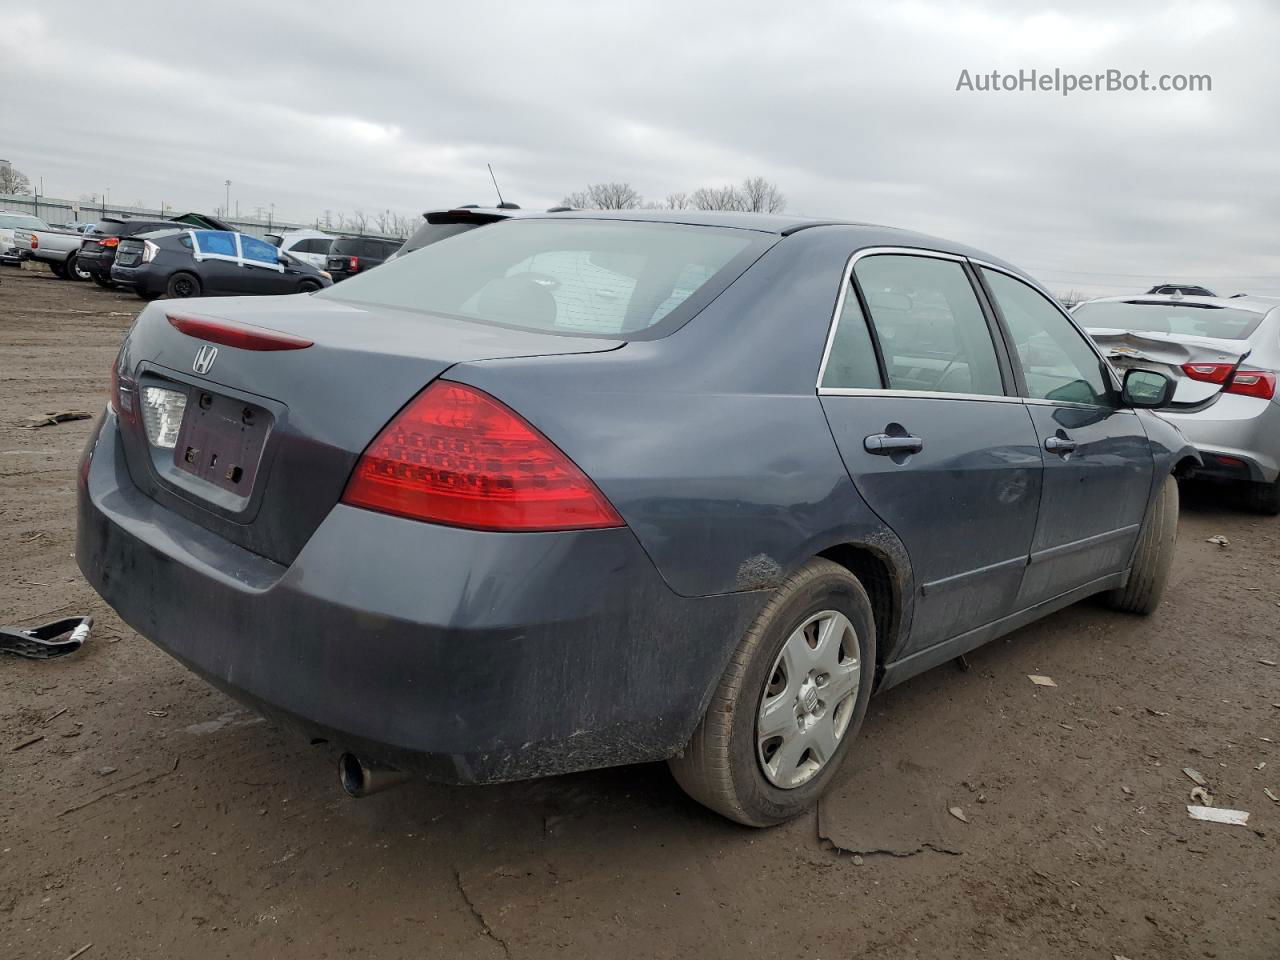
[77,211,1195,826]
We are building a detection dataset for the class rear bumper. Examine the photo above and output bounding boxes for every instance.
[77,248,116,277]
[110,263,161,295]
[76,412,759,783]
[1158,403,1280,482]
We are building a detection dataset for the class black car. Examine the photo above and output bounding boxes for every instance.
[1146,282,1216,297]
[79,212,235,288]
[110,228,332,300]
[325,236,402,281]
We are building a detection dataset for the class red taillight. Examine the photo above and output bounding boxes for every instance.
[1180,362,1234,384]
[109,353,135,419]
[29,235,38,250]
[1225,370,1276,400]
[166,312,314,351]
[101,236,120,248]
[348,256,359,272]
[342,381,624,532]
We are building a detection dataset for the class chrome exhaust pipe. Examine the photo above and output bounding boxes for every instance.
[338,752,409,798]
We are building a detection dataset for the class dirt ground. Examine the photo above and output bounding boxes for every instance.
[1,266,1278,960]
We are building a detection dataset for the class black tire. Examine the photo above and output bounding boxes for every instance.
[49,260,67,279]
[165,271,201,299]
[1106,474,1178,614]
[1245,477,1280,516]
[668,558,877,827]
[67,255,91,281]
[92,275,114,289]
[298,279,321,293]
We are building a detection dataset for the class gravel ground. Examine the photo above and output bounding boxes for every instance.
[2,266,1278,959]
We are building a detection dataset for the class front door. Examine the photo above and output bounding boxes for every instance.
[819,251,1044,656]
[977,267,1154,606]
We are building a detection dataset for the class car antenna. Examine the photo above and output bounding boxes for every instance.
[487,164,520,210]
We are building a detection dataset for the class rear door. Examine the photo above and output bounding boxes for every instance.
[977,267,1153,606]
[819,250,1043,656]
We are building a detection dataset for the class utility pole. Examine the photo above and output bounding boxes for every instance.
[225,179,231,221]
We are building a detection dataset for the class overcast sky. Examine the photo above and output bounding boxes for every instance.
[2,0,1277,296]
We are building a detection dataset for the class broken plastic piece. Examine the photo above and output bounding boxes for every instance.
[0,617,93,660]
[1187,805,1249,826]
[1028,674,1057,687]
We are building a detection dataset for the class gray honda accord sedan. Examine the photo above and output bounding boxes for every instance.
[77,211,1197,826]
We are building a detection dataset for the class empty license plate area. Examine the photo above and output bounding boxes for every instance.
[173,388,272,498]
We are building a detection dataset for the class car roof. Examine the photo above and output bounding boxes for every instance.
[1079,293,1280,315]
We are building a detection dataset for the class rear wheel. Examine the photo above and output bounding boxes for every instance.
[92,275,114,289]
[668,558,876,827]
[1245,477,1280,516]
[298,279,321,293]
[67,255,91,281]
[165,271,201,299]
[1106,474,1178,614]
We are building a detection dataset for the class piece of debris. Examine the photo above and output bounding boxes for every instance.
[1259,659,1277,667]
[948,805,969,823]
[1190,786,1213,806]
[1121,785,1133,795]
[852,854,864,866]
[18,532,45,544]
[1182,767,1208,787]
[146,710,169,718]
[1205,534,1229,547]
[11,735,44,752]
[1258,762,1267,771]
[1264,788,1279,805]
[0,616,93,660]
[96,766,117,777]
[1145,707,1169,717]
[1028,675,1057,687]
[42,706,68,725]
[61,945,93,960]
[25,410,92,428]
[1187,805,1250,826]
[1115,954,1135,960]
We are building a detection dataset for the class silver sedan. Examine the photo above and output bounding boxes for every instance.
[1075,293,1280,513]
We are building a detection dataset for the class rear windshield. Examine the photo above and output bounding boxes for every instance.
[1074,300,1267,340]
[402,221,482,254]
[330,238,399,257]
[0,213,49,230]
[319,219,767,339]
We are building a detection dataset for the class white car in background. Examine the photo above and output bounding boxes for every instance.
[1074,292,1280,514]
[276,230,334,270]
[1,211,52,265]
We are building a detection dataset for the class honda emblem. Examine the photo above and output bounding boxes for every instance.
[193,344,218,375]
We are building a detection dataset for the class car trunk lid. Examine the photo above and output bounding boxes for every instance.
[1085,328,1251,406]
[114,295,619,564]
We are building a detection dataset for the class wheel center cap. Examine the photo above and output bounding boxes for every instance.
[801,685,819,714]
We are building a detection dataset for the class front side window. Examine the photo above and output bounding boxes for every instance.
[851,254,1004,396]
[319,219,766,339]
[240,234,280,265]
[982,269,1113,406]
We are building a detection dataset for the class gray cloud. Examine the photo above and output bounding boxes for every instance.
[2,0,1277,296]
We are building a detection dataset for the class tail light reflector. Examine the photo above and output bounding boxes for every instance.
[342,381,624,532]
[348,256,359,272]
[166,312,313,351]
[101,236,120,248]
[1225,370,1276,400]
[29,235,38,250]
[1180,362,1234,384]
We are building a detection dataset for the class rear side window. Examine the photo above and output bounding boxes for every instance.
[292,237,331,254]
[983,269,1114,406]
[851,254,1004,397]
[820,286,882,389]
[319,219,765,339]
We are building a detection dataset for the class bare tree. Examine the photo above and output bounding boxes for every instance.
[664,192,690,210]
[1,163,32,195]
[348,209,369,234]
[691,184,743,211]
[560,182,643,209]
[738,176,786,213]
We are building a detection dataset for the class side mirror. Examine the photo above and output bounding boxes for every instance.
[1121,368,1173,408]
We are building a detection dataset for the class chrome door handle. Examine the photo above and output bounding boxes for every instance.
[1044,436,1077,454]
[864,434,924,455]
